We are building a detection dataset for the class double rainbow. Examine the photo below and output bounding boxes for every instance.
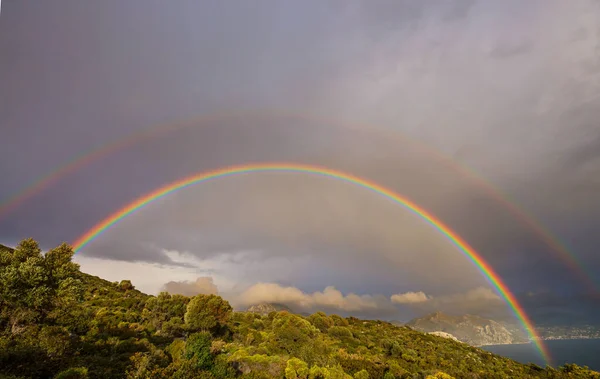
[1,110,594,291]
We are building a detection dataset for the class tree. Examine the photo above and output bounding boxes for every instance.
[308,312,334,333]
[285,357,309,379]
[118,280,134,292]
[54,367,89,379]
[309,366,330,379]
[143,292,189,334]
[43,243,83,322]
[185,332,214,370]
[0,239,81,330]
[184,294,232,332]
[327,365,352,379]
[425,373,455,379]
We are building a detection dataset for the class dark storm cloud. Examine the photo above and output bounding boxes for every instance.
[78,238,195,268]
[1,0,600,322]
[518,292,600,325]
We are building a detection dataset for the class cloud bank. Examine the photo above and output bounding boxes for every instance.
[162,277,219,297]
[391,291,431,304]
[231,283,393,314]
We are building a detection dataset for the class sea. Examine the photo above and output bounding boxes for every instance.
[482,339,600,371]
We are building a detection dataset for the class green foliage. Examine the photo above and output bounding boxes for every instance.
[270,312,319,356]
[425,372,455,379]
[0,239,82,330]
[308,312,334,333]
[119,280,135,292]
[285,357,309,379]
[1,239,600,379]
[309,365,330,379]
[185,332,213,370]
[328,326,353,339]
[330,315,349,327]
[54,367,89,379]
[184,294,232,332]
[143,292,189,336]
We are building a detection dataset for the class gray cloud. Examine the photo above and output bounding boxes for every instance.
[393,287,507,319]
[441,0,477,22]
[1,0,600,323]
[488,41,534,59]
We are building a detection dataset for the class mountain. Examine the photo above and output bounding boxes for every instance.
[245,302,294,315]
[406,311,529,346]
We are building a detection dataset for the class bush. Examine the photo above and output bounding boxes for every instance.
[54,367,88,379]
[185,332,213,370]
[328,326,353,339]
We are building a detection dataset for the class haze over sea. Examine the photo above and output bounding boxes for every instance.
[483,339,600,371]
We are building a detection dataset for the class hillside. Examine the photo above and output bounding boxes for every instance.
[407,311,530,346]
[1,239,599,378]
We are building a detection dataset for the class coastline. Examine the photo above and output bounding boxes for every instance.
[482,338,600,371]
[479,337,600,348]
[478,342,531,347]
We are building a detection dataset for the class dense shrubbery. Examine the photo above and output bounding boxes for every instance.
[1,240,599,378]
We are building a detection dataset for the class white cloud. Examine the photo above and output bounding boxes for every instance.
[162,276,219,296]
[391,291,430,304]
[74,255,203,295]
[232,283,392,313]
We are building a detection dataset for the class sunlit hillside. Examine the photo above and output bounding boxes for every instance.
[1,239,598,379]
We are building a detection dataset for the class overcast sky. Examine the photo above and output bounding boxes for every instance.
[1,0,599,324]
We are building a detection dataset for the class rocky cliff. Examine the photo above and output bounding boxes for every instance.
[407,311,528,346]
[245,302,294,316]
[428,331,460,342]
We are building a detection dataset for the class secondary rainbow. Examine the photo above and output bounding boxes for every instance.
[71,162,552,365]
[2,110,593,292]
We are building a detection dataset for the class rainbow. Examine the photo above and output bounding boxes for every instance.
[71,162,552,365]
[1,110,594,291]
[0,111,236,219]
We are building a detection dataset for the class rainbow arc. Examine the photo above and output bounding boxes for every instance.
[71,162,552,365]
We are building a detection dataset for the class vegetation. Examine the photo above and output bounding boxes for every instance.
[1,239,599,378]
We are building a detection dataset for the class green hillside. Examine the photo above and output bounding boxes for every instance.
[1,239,598,379]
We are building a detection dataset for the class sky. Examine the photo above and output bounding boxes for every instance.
[1,0,599,325]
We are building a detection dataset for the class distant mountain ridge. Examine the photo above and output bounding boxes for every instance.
[406,311,529,346]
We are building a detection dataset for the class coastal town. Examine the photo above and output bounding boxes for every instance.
[532,325,600,341]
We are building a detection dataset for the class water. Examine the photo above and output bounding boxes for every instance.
[483,339,600,371]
